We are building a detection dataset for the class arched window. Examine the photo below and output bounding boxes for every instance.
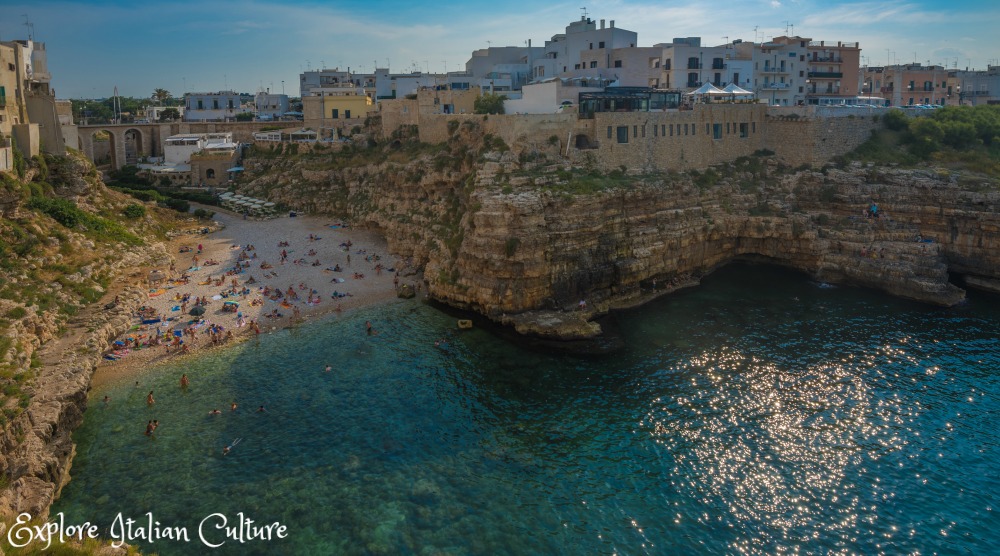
[206,169,216,179]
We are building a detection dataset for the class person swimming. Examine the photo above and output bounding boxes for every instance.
[223,438,242,456]
[209,409,222,415]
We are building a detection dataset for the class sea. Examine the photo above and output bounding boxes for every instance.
[52,264,999,555]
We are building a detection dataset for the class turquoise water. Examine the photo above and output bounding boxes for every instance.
[53,264,999,555]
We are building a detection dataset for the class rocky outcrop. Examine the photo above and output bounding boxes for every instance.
[243,144,998,347]
[0,240,168,521]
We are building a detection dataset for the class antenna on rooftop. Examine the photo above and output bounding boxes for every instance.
[753,25,760,43]
[580,6,588,20]
[723,36,729,48]
[23,14,34,40]
[783,21,792,35]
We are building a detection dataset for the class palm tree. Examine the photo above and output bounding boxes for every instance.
[152,88,172,105]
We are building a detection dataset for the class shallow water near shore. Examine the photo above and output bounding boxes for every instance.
[54,264,999,555]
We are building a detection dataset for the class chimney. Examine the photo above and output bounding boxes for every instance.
[600,19,605,29]
[610,20,615,28]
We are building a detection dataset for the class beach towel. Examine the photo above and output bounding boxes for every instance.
[148,289,167,297]
[171,306,181,311]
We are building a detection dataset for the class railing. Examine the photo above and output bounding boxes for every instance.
[761,82,791,89]
[687,62,702,69]
[687,81,702,88]
[810,56,843,63]
[711,61,725,69]
[760,67,788,73]
[808,72,843,79]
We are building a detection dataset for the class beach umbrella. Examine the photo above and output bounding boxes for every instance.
[263,202,275,207]
[189,305,206,316]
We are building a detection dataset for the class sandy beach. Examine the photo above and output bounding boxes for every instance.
[91,208,417,388]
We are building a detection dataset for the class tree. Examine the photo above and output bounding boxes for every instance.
[152,88,172,105]
[158,108,180,122]
[474,93,508,115]
[235,112,254,122]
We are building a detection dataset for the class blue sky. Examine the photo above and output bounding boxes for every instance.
[2,0,998,99]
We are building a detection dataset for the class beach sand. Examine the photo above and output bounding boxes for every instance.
[91,209,418,388]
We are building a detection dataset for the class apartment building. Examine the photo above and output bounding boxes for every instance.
[0,38,64,156]
[862,64,961,106]
[659,38,754,91]
[955,65,999,105]
[532,17,637,80]
[806,40,861,104]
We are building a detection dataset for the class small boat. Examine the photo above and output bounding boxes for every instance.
[457,319,473,330]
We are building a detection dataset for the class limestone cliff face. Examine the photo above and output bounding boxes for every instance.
[243,143,998,344]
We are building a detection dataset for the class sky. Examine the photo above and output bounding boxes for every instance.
[2,0,998,99]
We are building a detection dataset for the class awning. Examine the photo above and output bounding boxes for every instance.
[227,166,244,172]
[687,83,726,95]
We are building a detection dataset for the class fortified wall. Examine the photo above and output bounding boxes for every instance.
[378,102,883,171]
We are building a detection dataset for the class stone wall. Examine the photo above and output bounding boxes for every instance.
[417,113,577,150]
[575,104,767,172]
[764,109,883,167]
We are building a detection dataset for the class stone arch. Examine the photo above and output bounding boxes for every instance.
[122,128,146,165]
[87,129,117,169]
[206,168,216,180]
[574,134,595,149]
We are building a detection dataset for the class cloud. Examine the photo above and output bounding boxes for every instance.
[770,0,782,8]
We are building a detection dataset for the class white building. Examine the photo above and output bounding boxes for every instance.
[184,91,245,121]
[504,78,607,114]
[254,92,289,120]
[532,17,637,80]
[658,38,754,92]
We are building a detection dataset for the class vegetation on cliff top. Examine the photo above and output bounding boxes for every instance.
[839,106,1000,180]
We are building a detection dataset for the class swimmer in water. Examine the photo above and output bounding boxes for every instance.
[209,409,222,415]
[222,438,242,456]
[325,365,332,372]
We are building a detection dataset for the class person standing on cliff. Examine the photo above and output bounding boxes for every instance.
[180,374,189,390]
[147,391,155,405]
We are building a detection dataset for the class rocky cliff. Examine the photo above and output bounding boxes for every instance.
[241,128,1000,347]
[0,153,173,523]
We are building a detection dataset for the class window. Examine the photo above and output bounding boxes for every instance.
[633,125,638,138]
[688,57,700,69]
[589,43,593,50]
[607,126,613,139]
[213,100,219,109]
[614,60,622,68]
[726,122,730,134]
[752,122,756,133]
[654,125,658,137]
[661,124,665,136]
[331,109,339,118]
[705,123,709,134]
[345,110,351,119]
[599,41,605,48]
[799,86,803,93]
[691,124,695,136]
[713,123,722,139]
[687,72,699,86]
[590,61,597,68]
[669,124,673,136]
[206,169,216,179]
[684,123,689,135]
[641,125,645,138]
[739,123,748,138]
[664,59,671,70]
[908,80,915,91]
[617,126,629,143]
[575,64,581,70]
[197,100,204,109]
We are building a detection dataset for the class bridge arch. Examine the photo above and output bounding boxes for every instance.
[78,124,158,170]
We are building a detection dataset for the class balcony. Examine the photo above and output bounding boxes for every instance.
[760,67,789,74]
[810,56,843,63]
[808,72,843,79]
[687,62,702,69]
[711,61,725,70]
[686,81,702,88]
[809,87,842,95]
[761,82,791,90]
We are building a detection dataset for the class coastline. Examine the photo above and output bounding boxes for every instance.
[90,209,418,389]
